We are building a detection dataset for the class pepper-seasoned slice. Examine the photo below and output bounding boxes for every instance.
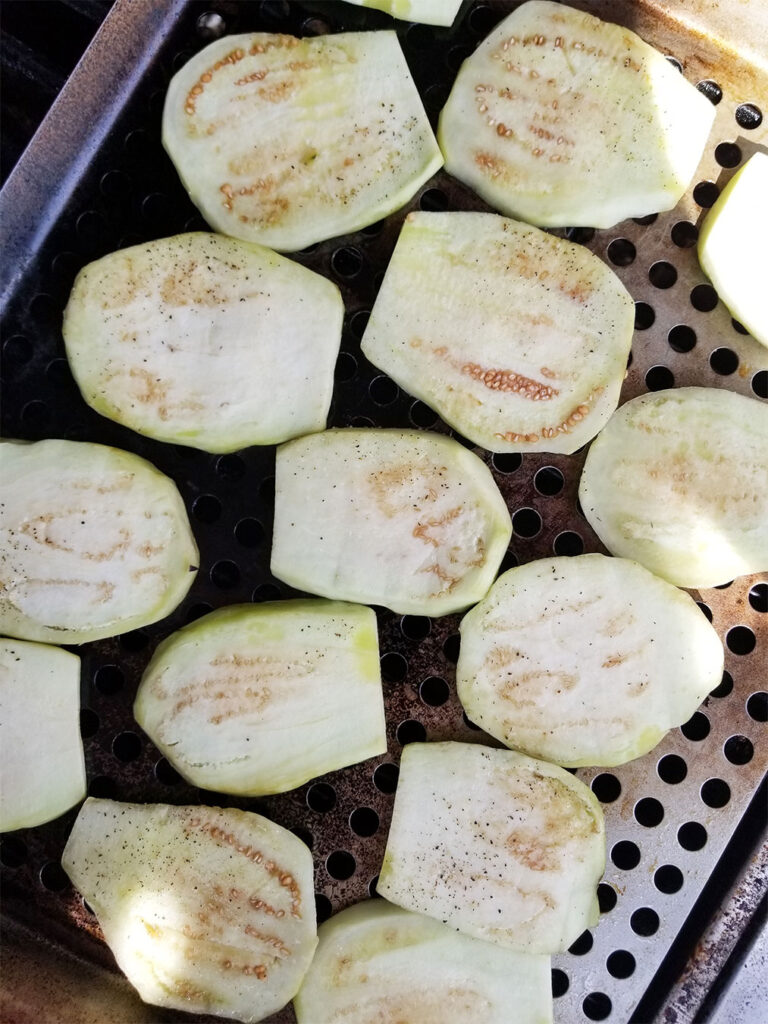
[135,600,386,796]
[0,439,198,644]
[0,638,86,832]
[361,212,634,453]
[62,799,317,1023]
[438,1,715,228]
[457,554,724,767]
[271,429,512,617]
[579,387,768,588]
[294,899,553,1024]
[63,233,343,452]
[163,31,442,251]
[377,742,605,954]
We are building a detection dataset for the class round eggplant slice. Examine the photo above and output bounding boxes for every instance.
[0,439,198,644]
[162,31,442,251]
[361,212,634,453]
[63,233,344,452]
[62,799,317,1023]
[294,899,553,1024]
[579,387,768,588]
[698,153,768,349]
[341,0,463,26]
[135,600,386,796]
[270,429,512,617]
[457,554,724,767]
[377,741,605,954]
[0,638,86,832]
[438,0,715,228]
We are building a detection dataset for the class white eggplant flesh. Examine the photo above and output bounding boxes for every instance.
[377,741,605,954]
[361,212,634,453]
[294,899,553,1024]
[62,233,344,452]
[62,799,317,1023]
[579,388,768,588]
[135,600,386,796]
[698,153,768,349]
[457,554,724,767]
[271,429,512,617]
[341,0,464,27]
[0,638,86,831]
[163,32,442,251]
[438,0,715,228]
[0,439,198,644]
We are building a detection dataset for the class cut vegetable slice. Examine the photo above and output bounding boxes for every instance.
[377,742,604,953]
[457,554,724,767]
[579,387,768,588]
[62,799,317,1023]
[361,212,634,453]
[135,600,385,796]
[698,153,768,349]
[162,31,442,251]
[294,899,553,1024]
[271,429,512,616]
[438,0,715,227]
[341,0,463,27]
[0,638,86,831]
[0,439,198,644]
[63,233,344,452]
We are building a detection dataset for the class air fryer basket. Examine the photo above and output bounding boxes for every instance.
[0,2,766,1022]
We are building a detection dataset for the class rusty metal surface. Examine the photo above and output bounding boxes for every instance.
[0,2,766,1023]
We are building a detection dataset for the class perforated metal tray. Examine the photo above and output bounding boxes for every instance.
[0,2,766,1023]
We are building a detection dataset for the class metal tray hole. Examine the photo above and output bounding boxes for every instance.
[373,762,399,793]
[120,630,149,653]
[446,43,473,73]
[633,214,658,226]
[553,531,584,556]
[326,850,356,880]
[697,601,713,622]
[657,754,687,785]
[468,3,503,35]
[369,374,399,406]
[723,735,754,765]
[511,506,542,538]
[671,221,698,248]
[678,821,708,852]
[334,351,358,383]
[667,324,696,353]
[696,79,722,104]
[315,892,332,923]
[419,187,449,212]
[701,778,731,808]
[709,347,739,375]
[331,246,363,279]
[690,283,718,312]
[210,559,240,589]
[634,302,655,330]
[748,584,767,613]
[552,968,570,997]
[499,549,519,573]
[193,494,222,524]
[303,16,333,37]
[583,992,612,1020]
[534,466,564,496]
[94,664,124,695]
[82,898,95,915]
[648,261,677,289]
[568,929,594,956]
[607,238,636,266]
[252,583,281,603]
[381,651,408,682]
[397,719,427,744]
[21,400,51,432]
[645,365,674,391]
[714,141,742,168]
[88,775,119,800]
[681,711,710,741]
[39,861,69,892]
[291,826,313,851]
[731,317,749,334]
[746,692,767,721]
[592,773,621,803]
[565,227,596,245]
[155,757,182,786]
[46,358,73,388]
[607,950,636,979]
[80,708,99,738]
[0,838,27,869]
[443,633,460,663]
[307,782,337,814]
[726,625,756,655]
[368,875,380,897]
[462,711,481,731]
[710,670,733,698]
[611,841,641,871]
[235,518,264,548]
[598,883,618,914]
[406,23,434,52]
[631,908,659,936]
[401,615,431,640]
[350,807,379,838]
[3,335,32,367]
[665,55,683,72]
[409,399,439,428]
[634,797,664,828]
[349,310,370,340]
[692,181,720,208]
[654,864,683,894]
[752,369,768,399]
[216,453,246,480]
[735,103,763,129]
[492,452,522,474]
[419,676,450,707]
[112,731,142,763]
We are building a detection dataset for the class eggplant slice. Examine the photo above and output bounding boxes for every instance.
[361,211,634,453]
[0,439,198,644]
[62,799,317,1023]
[457,554,724,767]
[163,31,443,251]
[579,387,768,588]
[438,0,715,228]
[341,0,464,27]
[135,600,386,796]
[271,429,512,617]
[63,233,344,452]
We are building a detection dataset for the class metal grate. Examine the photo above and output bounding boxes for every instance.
[0,2,766,1022]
